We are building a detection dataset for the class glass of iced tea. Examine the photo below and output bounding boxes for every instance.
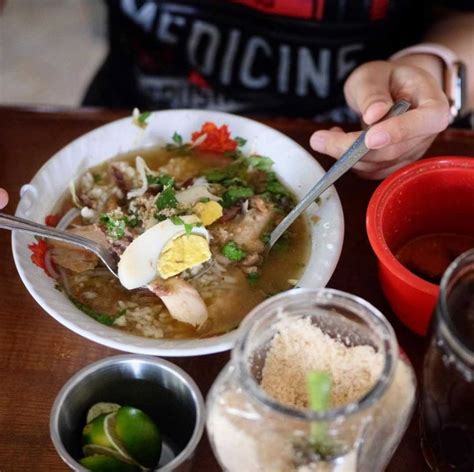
[421,249,474,471]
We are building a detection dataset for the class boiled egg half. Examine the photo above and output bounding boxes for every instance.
[118,215,211,289]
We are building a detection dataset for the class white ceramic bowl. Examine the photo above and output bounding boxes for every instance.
[12,110,344,356]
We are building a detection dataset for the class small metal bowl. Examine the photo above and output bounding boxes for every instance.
[50,355,205,471]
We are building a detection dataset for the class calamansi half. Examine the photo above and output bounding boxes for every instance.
[82,414,114,449]
[114,406,162,468]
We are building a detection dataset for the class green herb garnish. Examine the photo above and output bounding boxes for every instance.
[170,216,202,235]
[170,215,185,225]
[246,155,274,172]
[137,111,151,126]
[261,232,271,244]
[222,241,247,261]
[266,172,291,197]
[247,272,260,286]
[156,186,178,210]
[205,168,232,183]
[222,186,254,208]
[185,222,202,235]
[235,136,247,147]
[165,131,192,155]
[100,213,139,239]
[147,173,175,187]
[126,214,139,228]
[69,297,125,326]
[92,173,102,183]
[172,131,183,146]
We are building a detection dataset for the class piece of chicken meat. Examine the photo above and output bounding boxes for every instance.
[215,196,275,254]
[48,224,109,273]
[148,277,208,327]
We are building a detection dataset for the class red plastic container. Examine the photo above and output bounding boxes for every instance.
[366,157,474,335]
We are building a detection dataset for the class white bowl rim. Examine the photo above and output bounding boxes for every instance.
[12,109,344,357]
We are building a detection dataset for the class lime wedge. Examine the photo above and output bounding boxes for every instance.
[80,454,140,472]
[87,402,121,423]
[115,406,162,468]
[103,413,138,465]
[82,414,113,449]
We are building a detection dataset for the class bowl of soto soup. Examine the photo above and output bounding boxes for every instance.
[12,110,344,356]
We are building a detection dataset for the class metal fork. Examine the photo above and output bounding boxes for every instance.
[1,213,119,277]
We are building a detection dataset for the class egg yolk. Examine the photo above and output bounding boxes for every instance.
[158,234,211,279]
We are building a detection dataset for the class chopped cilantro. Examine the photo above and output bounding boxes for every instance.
[126,214,139,228]
[147,173,175,187]
[137,111,151,126]
[221,241,247,262]
[170,216,202,235]
[69,296,125,326]
[222,186,254,208]
[205,158,250,183]
[261,232,271,244]
[266,172,291,197]
[172,131,183,146]
[199,197,211,203]
[184,222,202,235]
[100,213,139,239]
[205,168,230,183]
[170,215,185,225]
[223,150,243,160]
[235,136,247,147]
[246,155,274,172]
[223,177,247,187]
[165,132,191,155]
[156,186,178,210]
[92,173,102,183]
[247,272,260,287]
[100,214,127,240]
[155,213,167,222]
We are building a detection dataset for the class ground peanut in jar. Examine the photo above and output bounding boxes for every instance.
[207,289,416,472]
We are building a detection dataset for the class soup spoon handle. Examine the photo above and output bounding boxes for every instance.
[268,99,411,249]
[0,213,119,276]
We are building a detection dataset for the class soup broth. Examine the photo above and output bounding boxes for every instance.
[49,144,310,340]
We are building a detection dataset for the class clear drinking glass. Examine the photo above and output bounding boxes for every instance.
[421,249,474,471]
[206,288,416,471]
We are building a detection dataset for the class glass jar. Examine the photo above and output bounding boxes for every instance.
[207,288,416,472]
[421,249,474,471]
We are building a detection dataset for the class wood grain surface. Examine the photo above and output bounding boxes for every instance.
[0,106,473,471]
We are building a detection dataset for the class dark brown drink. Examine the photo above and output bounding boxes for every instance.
[421,250,474,471]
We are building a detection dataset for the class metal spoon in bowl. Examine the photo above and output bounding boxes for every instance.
[267,99,411,250]
[0,213,119,277]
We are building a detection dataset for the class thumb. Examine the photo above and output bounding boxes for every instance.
[344,61,393,125]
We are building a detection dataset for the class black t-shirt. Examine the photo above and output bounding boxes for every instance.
[83,0,467,120]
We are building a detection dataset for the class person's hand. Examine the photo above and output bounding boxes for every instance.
[310,58,450,179]
[0,189,9,209]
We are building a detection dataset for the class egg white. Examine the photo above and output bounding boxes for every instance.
[118,216,209,289]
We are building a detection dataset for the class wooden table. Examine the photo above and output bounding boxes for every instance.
[0,106,473,471]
